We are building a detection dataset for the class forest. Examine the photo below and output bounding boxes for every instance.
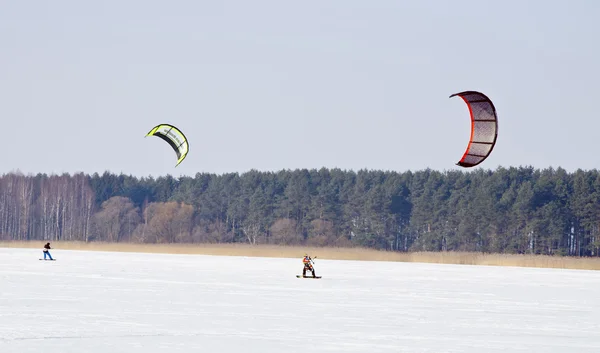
[1,166,599,257]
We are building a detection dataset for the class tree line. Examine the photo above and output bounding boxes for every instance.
[1,166,600,257]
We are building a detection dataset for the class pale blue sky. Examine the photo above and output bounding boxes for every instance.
[1,0,598,177]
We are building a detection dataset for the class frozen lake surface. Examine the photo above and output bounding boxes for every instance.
[1,247,599,353]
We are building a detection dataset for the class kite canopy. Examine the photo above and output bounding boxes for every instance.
[146,124,189,166]
[449,91,498,168]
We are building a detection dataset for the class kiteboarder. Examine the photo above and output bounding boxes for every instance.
[302,254,316,278]
[42,242,54,260]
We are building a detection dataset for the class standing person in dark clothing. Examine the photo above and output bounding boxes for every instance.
[42,242,54,260]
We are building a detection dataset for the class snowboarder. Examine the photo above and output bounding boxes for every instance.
[302,254,316,278]
[42,242,54,260]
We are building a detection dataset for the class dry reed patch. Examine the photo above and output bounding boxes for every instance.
[2,241,600,271]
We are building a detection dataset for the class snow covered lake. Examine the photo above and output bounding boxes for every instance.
[1,247,599,353]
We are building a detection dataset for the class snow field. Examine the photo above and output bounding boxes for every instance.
[1,248,599,353]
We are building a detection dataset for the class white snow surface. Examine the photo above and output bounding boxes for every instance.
[1,248,599,353]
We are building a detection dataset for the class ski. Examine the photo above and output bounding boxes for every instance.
[39,259,56,261]
[296,275,321,279]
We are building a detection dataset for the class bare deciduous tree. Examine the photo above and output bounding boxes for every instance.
[270,218,303,245]
[91,196,141,242]
[141,201,194,243]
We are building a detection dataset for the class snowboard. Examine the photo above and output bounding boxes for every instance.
[296,275,321,279]
[39,259,56,261]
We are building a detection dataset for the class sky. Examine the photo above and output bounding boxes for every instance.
[0,0,599,178]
